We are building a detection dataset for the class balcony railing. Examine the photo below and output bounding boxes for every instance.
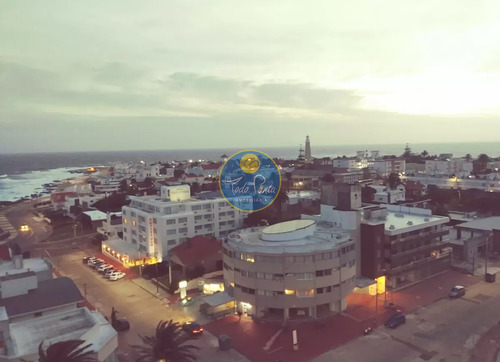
[390,251,451,273]
[388,227,450,245]
[390,240,447,259]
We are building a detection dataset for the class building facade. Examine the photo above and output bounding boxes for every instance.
[360,205,450,290]
[114,185,245,264]
[223,219,356,321]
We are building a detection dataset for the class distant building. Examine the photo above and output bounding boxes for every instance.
[298,145,306,164]
[425,158,473,177]
[305,135,312,163]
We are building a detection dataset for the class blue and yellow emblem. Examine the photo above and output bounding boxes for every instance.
[219,150,281,212]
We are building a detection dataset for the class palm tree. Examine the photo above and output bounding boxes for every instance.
[133,320,199,362]
[38,339,96,362]
[478,153,490,172]
[420,150,429,158]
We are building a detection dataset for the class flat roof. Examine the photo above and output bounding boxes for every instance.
[227,221,353,254]
[104,238,141,258]
[9,307,116,358]
[0,277,83,317]
[0,258,51,278]
[456,217,500,232]
[263,219,315,234]
[201,292,234,307]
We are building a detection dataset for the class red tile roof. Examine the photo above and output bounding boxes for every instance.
[201,163,221,170]
[170,236,222,267]
[50,192,77,203]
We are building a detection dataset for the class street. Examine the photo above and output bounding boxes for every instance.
[313,280,500,362]
[50,249,249,362]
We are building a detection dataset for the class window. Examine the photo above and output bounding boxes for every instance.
[297,272,314,280]
[139,226,146,232]
[228,211,235,217]
[167,219,176,225]
[131,220,136,226]
[192,205,202,211]
[203,204,211,209]
[297,289,315,298]
[316,287,324,294]
[218,202,226,207]
[122,210,127,216]
[167,239,176,245]
[195,215,202,220]
[195,225,203,230]
[139,215,146,222]
[123,227,128,233]
[123,218,128,224]
[132,230,137,236]
[178,217,188,223]
[220,212,226,217]
[131,212,136,217]
[167,229,176,235]
[325,286,332,293]
[284,289,295,295]
[153,218,157,224]
[132,238,137,244]
[179,227,188,233]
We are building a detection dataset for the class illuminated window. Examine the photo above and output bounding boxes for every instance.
[123,219,127,224]
[132,220,136,226]
[285,289,296,296]
[245,255,255,263]
[297,289,315,298]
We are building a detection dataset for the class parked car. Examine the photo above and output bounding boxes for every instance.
[99,265,114,274]
[385,312,406,329]
[182,322,204,336]
[88,258,103,267]
[82,257,91,264]
[104,269,118,278]
[449,285,466,298]
[109,272,126,281]
[97,264,112,272]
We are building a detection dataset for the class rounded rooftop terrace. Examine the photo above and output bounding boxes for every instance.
[261,219,316,242]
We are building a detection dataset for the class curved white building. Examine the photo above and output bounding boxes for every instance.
[223,219,356,321]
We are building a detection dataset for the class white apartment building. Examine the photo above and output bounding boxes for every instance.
[425,159,473,177]
[370,159,406,177]
[333,157,367,170]
[223,219,356,321]
[114,185,246,265]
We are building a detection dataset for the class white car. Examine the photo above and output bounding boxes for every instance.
[109,272,126,281]
[97,263,112,272]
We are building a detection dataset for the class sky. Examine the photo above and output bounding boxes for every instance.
[1,0,500,153]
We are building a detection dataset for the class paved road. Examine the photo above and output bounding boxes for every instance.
[3,201,52,251]
[312,281,500,362]
[53,249,249,362]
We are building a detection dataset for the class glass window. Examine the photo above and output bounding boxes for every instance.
[167,219,176,225]
[179,227,188,233]
[167,239,176,245]
[178,217,188,223]
[192,205,202,211]
[167,229,176,235]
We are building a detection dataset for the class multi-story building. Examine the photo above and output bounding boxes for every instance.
[107,185,245,265]
[370,159,406,177]
[223,219,356,321]
[425,158,473,177]
[0,256,117,361]
[360,204,450,290]
[333,157,366,170]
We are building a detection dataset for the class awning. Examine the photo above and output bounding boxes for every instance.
[201,292,234,307]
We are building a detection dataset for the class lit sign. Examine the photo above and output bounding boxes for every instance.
[149,217,154,250]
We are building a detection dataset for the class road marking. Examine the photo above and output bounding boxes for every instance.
[263,328,284,351]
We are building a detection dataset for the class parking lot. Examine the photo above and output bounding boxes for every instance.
[51,248,249,362]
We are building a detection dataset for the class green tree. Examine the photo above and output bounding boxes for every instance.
[133,320,199,362]
[387,173,401,190]
[420,150,429,158]
[38,340,96,362]
[477,153,490,172]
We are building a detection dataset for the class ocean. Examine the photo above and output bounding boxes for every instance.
[1,142,499,202]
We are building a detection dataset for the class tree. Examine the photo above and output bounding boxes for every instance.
[133,320,199,362]
[38,340,96,362]
[465,153,472,162]
[420,150,429,158]
[387,173,400,190]
[477,153,490,172]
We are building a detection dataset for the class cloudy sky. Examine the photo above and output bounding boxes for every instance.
[1,0,500,153]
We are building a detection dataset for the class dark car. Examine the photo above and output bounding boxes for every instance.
[385,312,406,329]
[82,257,91,264]
[449,285,465,298]
[182,322,204,336]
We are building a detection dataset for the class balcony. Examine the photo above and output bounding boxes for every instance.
[388,227,450,245]
[390,251,451,274]
[390,240,447,260]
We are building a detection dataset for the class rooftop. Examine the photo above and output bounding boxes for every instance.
[104,238,141,259]
[0,257,51,278]
[170,235,222,267]
[9,307,117,358]
[0,277,83,317]
[227,219,352,254]
[83,210,121,221]
[456,217,500,232]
